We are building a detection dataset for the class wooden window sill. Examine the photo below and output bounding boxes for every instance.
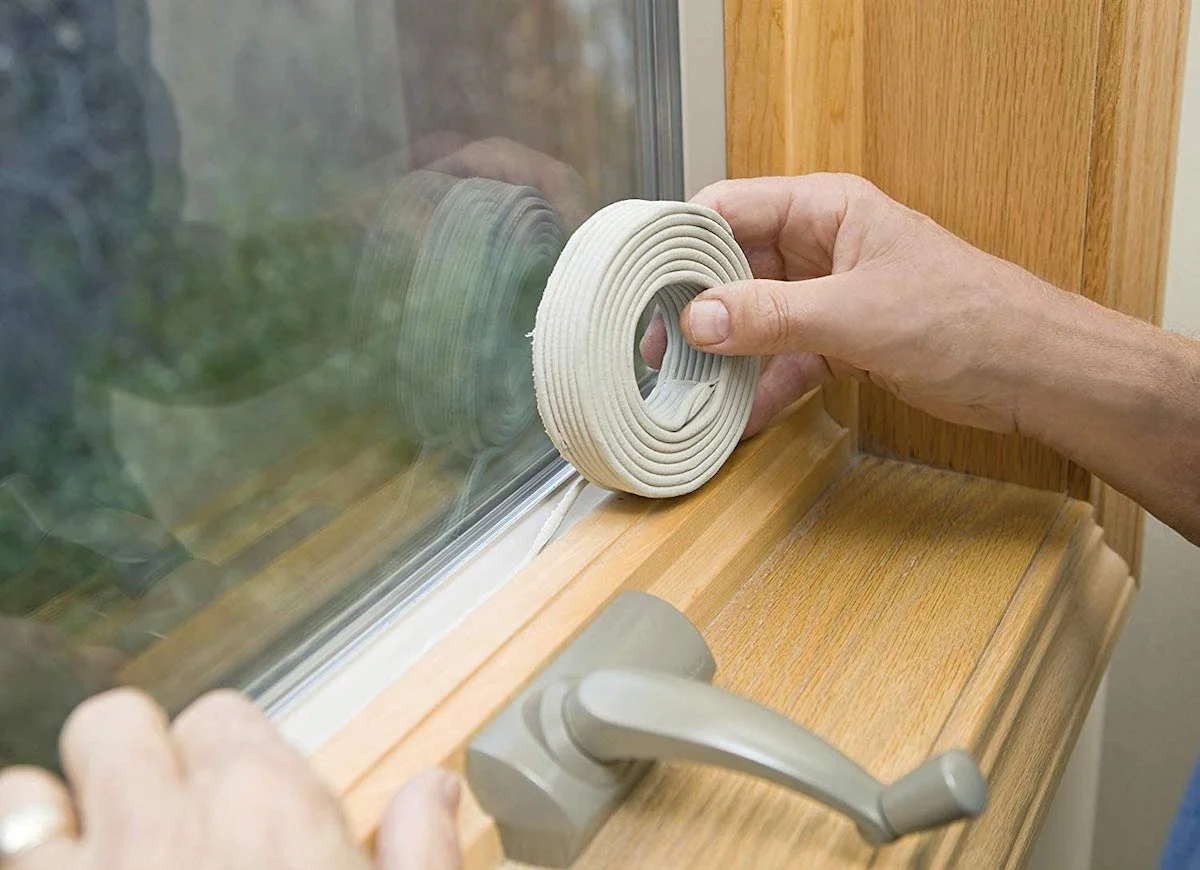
[313,393,1131,869]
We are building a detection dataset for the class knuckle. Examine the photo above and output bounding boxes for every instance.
[753,286,793,352]
[837,173,911,221]
[218,755,340,828]
[825,172,878,208]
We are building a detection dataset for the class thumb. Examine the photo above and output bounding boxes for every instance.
[375,770,463,870]
[680,275,858,358]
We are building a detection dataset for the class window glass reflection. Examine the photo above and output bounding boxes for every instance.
[0,0,660,768]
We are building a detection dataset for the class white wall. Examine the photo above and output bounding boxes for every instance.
[1092,5,1200,866]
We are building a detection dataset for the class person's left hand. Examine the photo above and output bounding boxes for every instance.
[0,688,461,870]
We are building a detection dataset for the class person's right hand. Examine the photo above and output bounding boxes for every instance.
[640,173,1072,439]
[640,173,1200,545]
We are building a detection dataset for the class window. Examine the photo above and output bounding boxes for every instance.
[0,0,683,769]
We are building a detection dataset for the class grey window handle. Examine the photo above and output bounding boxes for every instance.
[559,667,986,844]
[466,591,988,867]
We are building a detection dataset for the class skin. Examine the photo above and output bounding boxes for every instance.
[0,135,579,870]
[0,688,461,870]
[0,134,581,870]
[5,171,1197,870]
[643,174,1200,545]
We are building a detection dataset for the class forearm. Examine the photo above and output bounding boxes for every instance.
[1012,280,1200,544]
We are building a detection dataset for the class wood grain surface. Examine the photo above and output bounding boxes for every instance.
[314,393,852,851]
[564,460,1131,870]
[308,395,1131,869]
[1081,0,1191,571]
[724,0,863,432]
[856,0,1101,494]
[724,0,1188,572]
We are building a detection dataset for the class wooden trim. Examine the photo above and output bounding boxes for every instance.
[724,0,863,433]
[888,502,1131,868]
[855,0,1103,493]
[302,397,1133,868]
[724,0,1187,574]
[1080,0,1191,572]
[311,393,853,855]
[725,0,864,177]
[555,462,1132,870]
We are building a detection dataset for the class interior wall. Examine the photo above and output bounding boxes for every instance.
[1093,4,1200,865]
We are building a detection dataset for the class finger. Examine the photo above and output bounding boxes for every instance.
[744,245,787,281]
[175,692,365,870]
[743,354,836,439]
[172,690,303,775]
[692,174,860,277]
[59,688,180,838]
[0,766,78,868]
[638,310,666,369]
[680,273,876,359]
[375,770,462,870]
[693,176,811,247]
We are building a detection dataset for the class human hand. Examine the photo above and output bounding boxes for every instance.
[0,688,461,870]
[639,173,1065,438]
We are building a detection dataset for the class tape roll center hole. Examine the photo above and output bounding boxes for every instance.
[636,283,720,433]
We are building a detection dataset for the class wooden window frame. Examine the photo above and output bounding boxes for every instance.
[296,0,1187,865]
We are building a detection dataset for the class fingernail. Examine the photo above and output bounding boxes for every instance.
[687,300,730,345]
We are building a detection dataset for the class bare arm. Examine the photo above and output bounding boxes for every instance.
[1010,280,1200,542]
[641,174,1200,544]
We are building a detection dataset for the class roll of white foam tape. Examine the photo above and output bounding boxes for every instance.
[533,199,760,497]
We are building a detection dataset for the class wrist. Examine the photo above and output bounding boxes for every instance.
[1013,289,1181,443]
[1009,282,1200,540]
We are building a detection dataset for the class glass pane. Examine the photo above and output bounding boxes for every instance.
[0,0,677,768]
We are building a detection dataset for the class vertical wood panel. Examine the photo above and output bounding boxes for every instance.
[725,0,863,428]
[858,0,1102,494]
[724,0,1187,572]
[1080,0,1191,571]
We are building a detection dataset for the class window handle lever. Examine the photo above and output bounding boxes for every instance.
[466,591,988,868]
[557,667,987,844]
